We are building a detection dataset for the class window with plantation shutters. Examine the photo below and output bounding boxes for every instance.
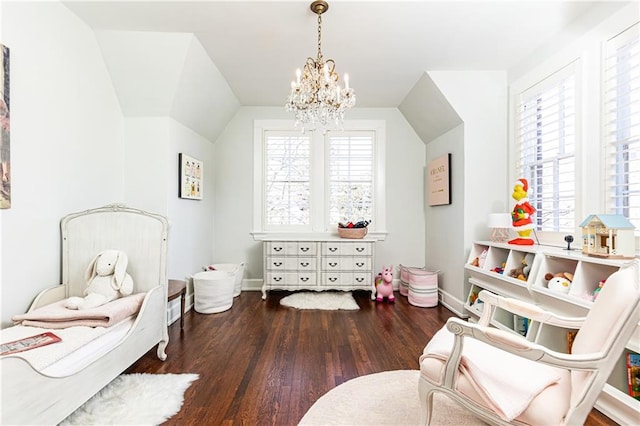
[604,23,640,232]
[515,63,577,233]
[327,132,374,225]
[254,120,385,234]
[264,132,311,227]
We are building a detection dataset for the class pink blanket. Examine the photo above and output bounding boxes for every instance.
[422,327,562,421]
[12,293,146,329]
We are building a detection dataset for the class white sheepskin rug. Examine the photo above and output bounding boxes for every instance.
[299,370,488,425]
[60,373,199,425]
[280,291,360,310]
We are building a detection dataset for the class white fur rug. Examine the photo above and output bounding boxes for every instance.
[60,373,199,425]
[299,370,487,425]
[280,291,359,310]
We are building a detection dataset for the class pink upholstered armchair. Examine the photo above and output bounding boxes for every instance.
[418,260,640,425]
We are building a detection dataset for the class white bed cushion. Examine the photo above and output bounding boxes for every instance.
[1,317,134,376]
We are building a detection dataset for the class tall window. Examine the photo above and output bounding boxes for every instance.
[254,120,385,234]
[604,23,640,231]
[264,132,310,227]
[515,63,577,232]
[328,131,374,225]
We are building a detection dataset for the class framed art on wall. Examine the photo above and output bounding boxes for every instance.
[427,153,451,206]
[179,153,203,200]
[1,44,10,209]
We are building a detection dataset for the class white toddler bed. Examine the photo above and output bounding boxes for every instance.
[0,204,169,425]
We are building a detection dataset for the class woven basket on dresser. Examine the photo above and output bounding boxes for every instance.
[337,227,367,239]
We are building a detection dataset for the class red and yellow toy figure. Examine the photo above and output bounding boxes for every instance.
[509,178,536,245]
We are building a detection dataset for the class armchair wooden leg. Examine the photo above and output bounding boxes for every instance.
[418,378,434,426]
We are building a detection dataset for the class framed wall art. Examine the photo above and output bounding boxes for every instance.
[179,153,203,200]
[427,153,451,206]
[1,44,10,209]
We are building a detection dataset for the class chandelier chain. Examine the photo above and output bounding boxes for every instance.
[317,14,323,61]
[286,1,355,132]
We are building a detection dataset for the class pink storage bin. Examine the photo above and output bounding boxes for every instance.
[399,265,426,297]
[408,269,439,307]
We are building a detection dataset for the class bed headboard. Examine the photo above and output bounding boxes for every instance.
[61,204,169,298]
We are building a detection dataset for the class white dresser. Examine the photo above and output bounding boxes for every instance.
[262,238,376,299]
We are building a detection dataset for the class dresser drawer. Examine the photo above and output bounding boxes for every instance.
[266,256,317,271]
[266,271,317,286]
[322,272,372,287]
[322,241,372,256]
[322,257,372,271]
[266,241,317,256]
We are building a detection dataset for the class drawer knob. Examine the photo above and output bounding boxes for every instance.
[300,277,309,282]
[329,247,337,252]
[300,262,309,267]
[274,277,282,282]
[300,247,310,252]
[329,277,337,282]
[273,247,282,252]
[273,262,282,267]
[329,262,338,267]
[356,247,365,252]
[356,262,364,267]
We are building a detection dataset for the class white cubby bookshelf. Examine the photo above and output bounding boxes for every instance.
[464,241,640,424]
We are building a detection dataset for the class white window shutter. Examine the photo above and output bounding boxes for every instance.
[515,63,577,232]
[327,132,374,225]
[264,132,311,227]
[604,23,640,231]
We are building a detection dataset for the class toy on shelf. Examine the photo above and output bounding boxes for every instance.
[468,291,479,305]
[470,249,488,267]
[375,265,394,303]
[579,214,636,258]
[508,178,536,246]
[509,253,535,281]
[490,262,505,274]
[592,279,606,301]
[545,272,574,294]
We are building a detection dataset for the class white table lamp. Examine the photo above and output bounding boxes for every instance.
[487,213,512,243]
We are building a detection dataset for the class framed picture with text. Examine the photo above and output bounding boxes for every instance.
[179,153,203,200]
[427,153,451,206]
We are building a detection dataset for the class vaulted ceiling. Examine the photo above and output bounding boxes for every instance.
[61,1,629,142]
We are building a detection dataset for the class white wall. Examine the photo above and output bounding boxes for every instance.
[0,1,124,325]
[426,71,508,314]
[213,106,426,284]
[424,124,465,312]
[167,118,215,282]
[123,116,215,308]
[0,3,220,326]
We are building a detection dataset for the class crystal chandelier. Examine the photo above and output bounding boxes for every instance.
[286,0,356,132]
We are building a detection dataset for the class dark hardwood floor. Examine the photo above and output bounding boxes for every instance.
[125,291,617,425]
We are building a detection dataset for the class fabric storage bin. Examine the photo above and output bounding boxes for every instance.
[408,269,439,307]
[399,265,426,297]
[209,262,246,297]
[193,270,235,313]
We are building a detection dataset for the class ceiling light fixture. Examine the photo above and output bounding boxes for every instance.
[286,0,356,132]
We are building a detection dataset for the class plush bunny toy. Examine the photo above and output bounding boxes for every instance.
[66,249,134,310]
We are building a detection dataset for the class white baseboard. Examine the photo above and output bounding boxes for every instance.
[437,288,468,318]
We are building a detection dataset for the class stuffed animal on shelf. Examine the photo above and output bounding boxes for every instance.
[545,272,574,294]
[375,265,394,303]
[66,249,134,310]
[508,178,536,245]
[509,253,535,281]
